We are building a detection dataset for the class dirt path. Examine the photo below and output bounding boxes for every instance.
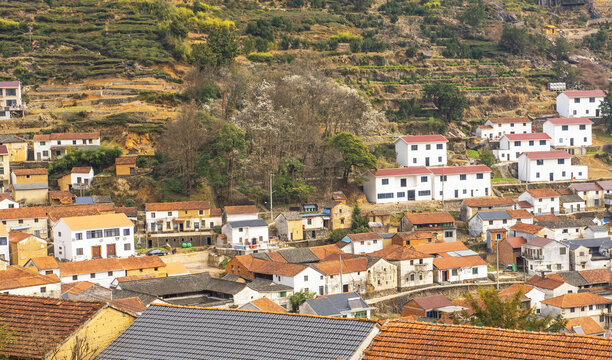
[579,154,612,179]
[161,251,222,275]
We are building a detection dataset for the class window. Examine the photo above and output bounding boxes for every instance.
[557,159,564,165]
[413,158,417,164]
[124,243,131,251]
[410,274,415,281]
[436,144,443,149]
[557,264,562,270]
[75,233,82,240]
[514,141,521,146]
[452,269,458,276]
[459,174,466,180]
[108,271,113,276]
[304,275,308,281]
[539,140,546,145]
[426,144,431,150]
[562,171,566,177]
[280,291,286,298]
[536,172,540,178]
[584,137,587,142]
[438,156,442,162]
[419,258,423,264]
[472,267,478,275]
[559,138,563,143]
[104,228,119,237]
[400,178,407,187]
[40,287,46,293]
[529,140,534,146]
[397,192,405,198]
[489,221,494,225]
[462,189,467,194]
[418,190,431,196]
[360,241,365,245]
[562,125,568,131]
[123,229,130,236]
[58,232,61,237]
[18,219,23,224]
[445,231,453,238]
[76,248,83,255]
[579,124,586,130]
[586,110,589,115]
[377,193,393,199]
[536,160,544,165]
[381,178,389,185]
[5,89,16,96]
[90,273,96,279]
[72,275,78,281]
[560,247,566,255]
[420,176,428,183]
[476,173,483,179]
[502,219,507,224]
[410,260,414,265]
[238,227,243,232]
[307,219,312,225]
[440,175,447,181]
[411,145,418,151]
[589,97,595,103]
[574,98,580,103]
[40,141,46,146]
[570,307,575,313]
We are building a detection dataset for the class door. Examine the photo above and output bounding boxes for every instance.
[36,152,41,161]
[570,138,574,146]
[130,167,135,176]
[92,245,101,259]
[443,270,449,282]
[407,190,415,201]
[597,109,600,117]
[343,284,349,292]
[471,190,474,197]
[425,157,430,166]
[106,244,116,257]
[549,173,554,181]
[454,190,459,198]
[179,222,184,231]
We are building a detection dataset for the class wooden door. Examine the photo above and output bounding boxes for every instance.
[106,244,116,257]
[92,245,101,259]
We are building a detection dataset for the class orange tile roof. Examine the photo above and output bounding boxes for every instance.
[71,166,92,173]
[411,241,469,255]
[0,293,107,359]
[8,230,33,243]
[210,208,222,216]
[462,197,515,207]
[0,204,116,221]
[59,256,165,276]
[233,255,307,277]
[28,256,59,270]
[565,317,605,335]
[507,209,532,218]
[115,156,137,165]
[433,255,487,270]
[34,132,100,141]
[498,283,534,301]
[488,116,530,124]
[309,244,343,260]
[109,296,147,314]
[510,222,544,234]
[47,208,101,222]
[145,201,211,212]
[362,319,612,360]
[0,266,60,291]
[393,232,434,241]
[534,214,561,222]
[248,297,287,312]
[61,213,133,230]
[526,274,565,290]
[120,255,166,271]
[13,168,48,176]
[48,191,75,204]
[506,236,527,248]
[265,251,289,263]
[61,281,95,295]
[541,292,612,308]
[313,257,369,275]
[578,269,612,284]
[224,205,258,215]
[370,245,432,261]
[404,211,455,225]
[346,232,383,241]
[527,188,560,198]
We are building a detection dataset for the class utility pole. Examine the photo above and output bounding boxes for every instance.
[496,235,500,290]
[441,166,445,206]
[269,173,274,220]
[339,252,343,293]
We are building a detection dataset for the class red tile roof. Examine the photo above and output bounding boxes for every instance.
[0,81,20,87]
[524,150,572,160]
[410,295,452,310]
[0,294,108,359]
[370,245,432,261]
[13,168,47,176]
[570,182,602,192]
[578,269,612,285]
[363,319,612,360]
[314,257,369,275]
[346,232,383,241]
[145,201,211,212]
[507,209,532,218]
[403,211,455,225]
[59,256,165,276]
[527,188,560,198]
[526,274,565,290]
[462,197,515,207]
[562,90,606,98]
[232,255,307,277]
[224,205,258,215]
[428,165,491,175]
[372,167,431,177]
[565,316,605,335]
[433,254,487,270]
[488,117,531,124]
[396,134,448,143]
[33,132,100,141]
[412,241,468,255]
[61,281,96,295]
[517,200,532,209]
[510,222,543,234]
[71,166,92,173]
[478,125,493,129]
[504,133,551,140]
[246,297,287,312]
[547,117,594,125]
[28,256,59,270]
[0,145,8,155]
[109,296,147,315]
[115,156,137,165]
[0,266,60,291]
[498,283,534,301]
[524,237,555,247]
[534,214,561,222]
[541,292,612,308]
[8,230,33,243]
[309,244,344,260]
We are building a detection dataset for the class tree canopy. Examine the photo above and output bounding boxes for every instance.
[328,132,377,183]
[351,204,370,233]
[423,83,468,122]
[600,81,612,132]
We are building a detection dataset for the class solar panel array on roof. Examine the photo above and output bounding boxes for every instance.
[447,249,478,257]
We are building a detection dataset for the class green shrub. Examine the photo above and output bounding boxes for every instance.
[247,52,274,63]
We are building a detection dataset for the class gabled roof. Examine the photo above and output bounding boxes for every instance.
[0,294,108,359]
[145,201,211,212]
[13,182,47,190]
[462,197,515,207]
[109,296,148,315]
[370,245,432,261]
[595,180,612,191]
[60,213,132,230]
[346,232,383,241]
[475,210,511,220]
[428,165,491,175]
[412,241,468,255]
[561,90,606,98]
[276,247,320,264]
[0,81,20,87]
[232,255,309,277]
[227,219,268,228]
[224,205,258,215]
[504,133,551,141]
[71,166,92,174]
[538,219,593,229]
[562,237,612,251]
[395,134,448,143]
[33,132,100,141]
[0,145,8,155]
[523,237,555,248]
[59,256,165,276]
[547,272,589,287]
[579,269,612,284]
[13,168,47,176]
[560,194,585,203]
[61,281,96,296]
[507,209,532,218]
[409,294,452,310]
[303,292,370,316]
[119,272,247,297]
[506,236,527,248]
[433,255,487,270]
[309,244,344,260]
[362,319,612,360]
[565,316,605,335]
[0,266,60,291]
[371,167,431,177]
[541,292,612,308]
[8,230,33,243]
[570,182,602,192]
[523,150,572,160]
[526,188,560,198]
[546,117,593,125]
[487,117,530,124]
[403,211,455,225]
[96,304,377,360]
[115,156,137,165]
[241,297,287,312]
[27,256,59,270]
[498,283,535,301]
[313,257,369,275]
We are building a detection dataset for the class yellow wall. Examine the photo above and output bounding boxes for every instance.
[15,174,48,184]
[57,174,72,192]
[5,142,27,162]
[125,265,167,278]
[287,220,303,241]
[13,188,49,205]
[330,203,351,230]
[116,164,135,177]
[52,307,135,360]
[10,235,47,266]
[0,154,9,185]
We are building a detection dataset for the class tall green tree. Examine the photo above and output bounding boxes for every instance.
[193,25,239,67]
[273,157,315,204]
[479,149,496,167]
[290,290,317,312]
[600,81,612,131]
[351,204,370,233]
[553,36,572,60]
[423,83,468,122]
[460,0,486,28]
[328,132,377,183]
[462,287,567,332]
[499,25,528,55]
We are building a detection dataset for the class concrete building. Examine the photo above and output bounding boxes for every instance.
[556,90,605,118]
[562,237,612,271]
[494,133,551,162]
[0,134,28,162]
[300,292,373,319]
[370,245,434,289]
[412,242,488,284]
[518,189,561,215]
[476,117,532,140]
[401,211,457,242]
[33,132,100,161]
[393,134,448,167]
[569,182,603,209]
[337,232,384,254]
[275,212,304,241]
[543,118,593,147]
[220,219,270,253]
[517,150,587,183]
[115,156,137,177]
[560,194,586,214]
[460,197,516,221]
[8,230,46,266]
[57,166,94,192]
[430,165,492,200]
[0,81,23,120]
[541,293,611,328]
[11,168,49,205]
[522,237,570,275]
[363,167,433,204]
[0,266,60,297]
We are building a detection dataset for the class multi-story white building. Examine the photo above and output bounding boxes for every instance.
[33,132,101,161]
[543,118,593,147]
[522,237,570,275]
[393,135,448,167]
[363,167,433,204]
[223,205,259,223]
[53,213,135,261]
[518,189,560,215]
[338,232,384,254]
[517,150,587,183]
[430,165,492,200]
[221,219,270,252]
[556,90,605,118]
[0,81,23,120]
[370,245,434,289]
[468,209,532,237]
[494,133,551,162]
[145,201,221,234]
[476,117,532,140]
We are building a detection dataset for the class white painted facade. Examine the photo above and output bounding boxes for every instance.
[339,235,384,254]
[394,135,447,167]
[61,269,126,288]
[477,118,531,140]
[517,151,587,183]
[0,198,18,209]
[430,167,492,200]
[522,240,570,275]
[518,192,560,215]
[221,220,269,251]
[273,267,326,295]
[556,91,604,118]
[394,257,434,289]
[468,213,517,238]
[494,134,551,162]
[3,282,61,297]
[541,301,610,327]
[434,264,488,284]
[363,168,433,204]
[0,232,7,263]
[543,119,593,147]
[70,168,94,189]
[0,81,23,120]
[33,134,100,161]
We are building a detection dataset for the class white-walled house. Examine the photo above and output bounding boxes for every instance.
[517,150,587,182]
[522,237,570,275]
[468,210,532,238]
[223,205,259,223]
[221,219,270,252]
[53,213,135,261]
[272,266,326,295]
[430,165,492,200]
[494,133,551,162]
[556,90,605,118]
[538,219,594,241]
[393,135,448,167]
[0,81,23,120]
[541,293,612,328]
[0,223,8,263]
[370,245,434,289]
[518,189,560,215]
[543,118,593,147]
[476,117,531,140]
[363,167,433,204]
[569,183,603,209]
[33,132,100,161]
[0,194,18,210]
[0,266,60,297]
[338,232,384,254]
[412,242,488,284]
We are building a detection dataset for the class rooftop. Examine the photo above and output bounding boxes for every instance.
[71,166,92,174]
[224,204,258,215]
[428,165,491,175]
[96,304,377,360]
[565,316,605,336]
[240,297,287,313]
[27,256,59,270]
[0,81,20,87]
[403,211,455,225]
[59,256,165,276]
[61,213,133,230]
[487,117,531,124]
[370,245,432,261]
[541,292,612,308]
[227,219,268,228]
[115,156,137,165]
[396,134,448,143]
[371,166,432,177]
[409,294,453,310]
[475,210,511,220]
[462,197,515,207]
[523,237,555,248]
[570,182,602,192]
[345,232,383,242]
[526,274,566,290]
[526,188,560,198]
[433,254,487,270]
[561,90,606,98]
[506,236,527,249]
[145,201,211,212]
[411,241,469,255]
[13,168,47,176]
[504,133,551,140]
[314,257,369,275]
[0,266,60,291]
[523,150,572,160]
[33,132,100,141]
[595,180,612,191]
[303,292,371,316]
[579,269,612,284]
[546,117,594,125]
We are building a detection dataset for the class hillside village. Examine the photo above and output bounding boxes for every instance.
[1,0,612,358]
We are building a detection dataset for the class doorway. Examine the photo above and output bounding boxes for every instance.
[425,157,430,166]
[92,246,101,259]
[407,190,415,201]
[106,244,116,257]
[549,173,554,181]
